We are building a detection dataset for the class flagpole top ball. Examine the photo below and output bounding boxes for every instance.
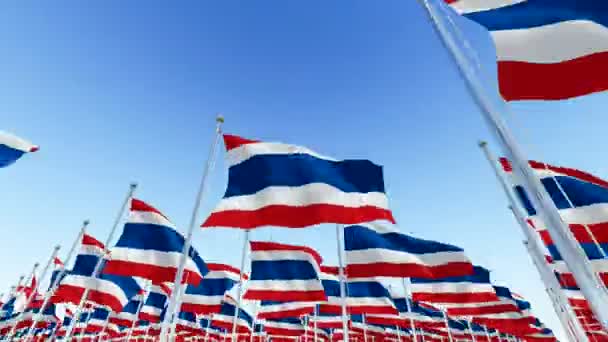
[130,182,138,190]
[478,140,488,148]
[216,114,225,124]
[54,245,61,251]
[33,263,40,268]
[83,220,90,227]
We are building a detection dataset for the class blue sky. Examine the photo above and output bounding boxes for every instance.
[3,1,608,339]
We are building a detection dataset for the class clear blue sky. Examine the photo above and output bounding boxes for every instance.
[3,1,608,339]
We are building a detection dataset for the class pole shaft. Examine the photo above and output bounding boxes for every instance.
[401,278,417,342]
[335,224,349,342]
[162,116,224,342]
[417,0,608,328]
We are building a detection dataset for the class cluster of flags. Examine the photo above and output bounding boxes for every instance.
[501,158,608,341]
[0,134,562,342]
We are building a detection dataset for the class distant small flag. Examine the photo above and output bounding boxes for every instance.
[180,263,243,315]
[202,134,395,229]
[444,0,608,101]
[0,131,38,168]
[410,266,499,304]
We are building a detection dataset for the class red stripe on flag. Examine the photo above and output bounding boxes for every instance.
[243,289,327,302]
[498,51,608,101]
[223,134,259,151]
[131,198,170,219]
[202,204,396,229]
[256,307,314,320]
[103,260,202,286]
[179,303,222,315]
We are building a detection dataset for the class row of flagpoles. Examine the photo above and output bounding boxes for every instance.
[2,115,604,342]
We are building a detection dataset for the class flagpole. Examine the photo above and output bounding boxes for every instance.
[126,291,148,342]
[401,278,417,342]
[466,320,476,342]
[362,314,367,342]
[335,224,349,342]
[416,0,608,329]
[313,306,318,342]
[65,182,138,340]
[442,309,453,342]
[5,263,39,339]
[232,230,250,342]
[478,140,587,342]
[28,221,89,342]
[161,115,224,342]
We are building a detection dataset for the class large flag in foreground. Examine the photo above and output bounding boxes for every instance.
[103,199,208,286]
[0,131,38,168]
[202,134,395,229]
[444,0,608,101]
[344,221,474,279]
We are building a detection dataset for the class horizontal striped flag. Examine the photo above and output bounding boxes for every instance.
[103,199,209,286]
[344,222,474,279]
[108,293,144,327]
[318,266,398,315]
[0,131,38,168]
[202,134,395,229]
[444,0,608,101]
[52,234,142,312]
[263,317,306,337]
[410,266,499,304]
[244,241,326,302]
[211,301,253,334]
[139,283,169,323]
[180,263,243,314]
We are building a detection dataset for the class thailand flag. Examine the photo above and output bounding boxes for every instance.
[180,263,243,315]
[344,222,474,280]
[103,199,209,286]
[108,293,144,327]
[202,134,395,229]
[82,307,110,334]
[244,241,326,302]
[52,234,142,312]
[256,301,315,320]
[318,266,398,315]
[211,301,253,334]
[263,317,306,337]
[0,131,38,168]
[49,257,66,291]
[501,158,608,279]
[410,266,499,305]
[468,286,536,336]
[306,311,344,329]
[444,0,608,101]
[139,283,169,323]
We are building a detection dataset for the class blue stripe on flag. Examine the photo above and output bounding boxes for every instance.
[462,0,608,31]
[0,144,26,168]
[250,260,320,280]
[185,278,237,296]
[410,266,491,284]
[224,155,386,198]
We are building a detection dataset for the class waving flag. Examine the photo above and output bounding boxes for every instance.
[318,266,397,315]
[175,311,201,335]
[202,134,395,229]
[344,222,474,279]
[108,294,144,327]
[180,263,243,314]
[0,131,38,168]
[49,258,66,291]
[244,241,326,302]
[139,283,169,323]
[444,0,608,101]
[103,199,208,286]
[52,234,142,312]
[211,301,253,334]
[410,266,498,304]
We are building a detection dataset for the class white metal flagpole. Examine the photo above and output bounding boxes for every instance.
[26,220,89,341]
[442,309,453,342]
[415,0,608,329]
[65,182,138,340]
[478,140,588,342]
[401,278,417,342]
[232,230,250,342]
[5,263,39,338]
[335,224,349,342]
[161,115,225,342]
